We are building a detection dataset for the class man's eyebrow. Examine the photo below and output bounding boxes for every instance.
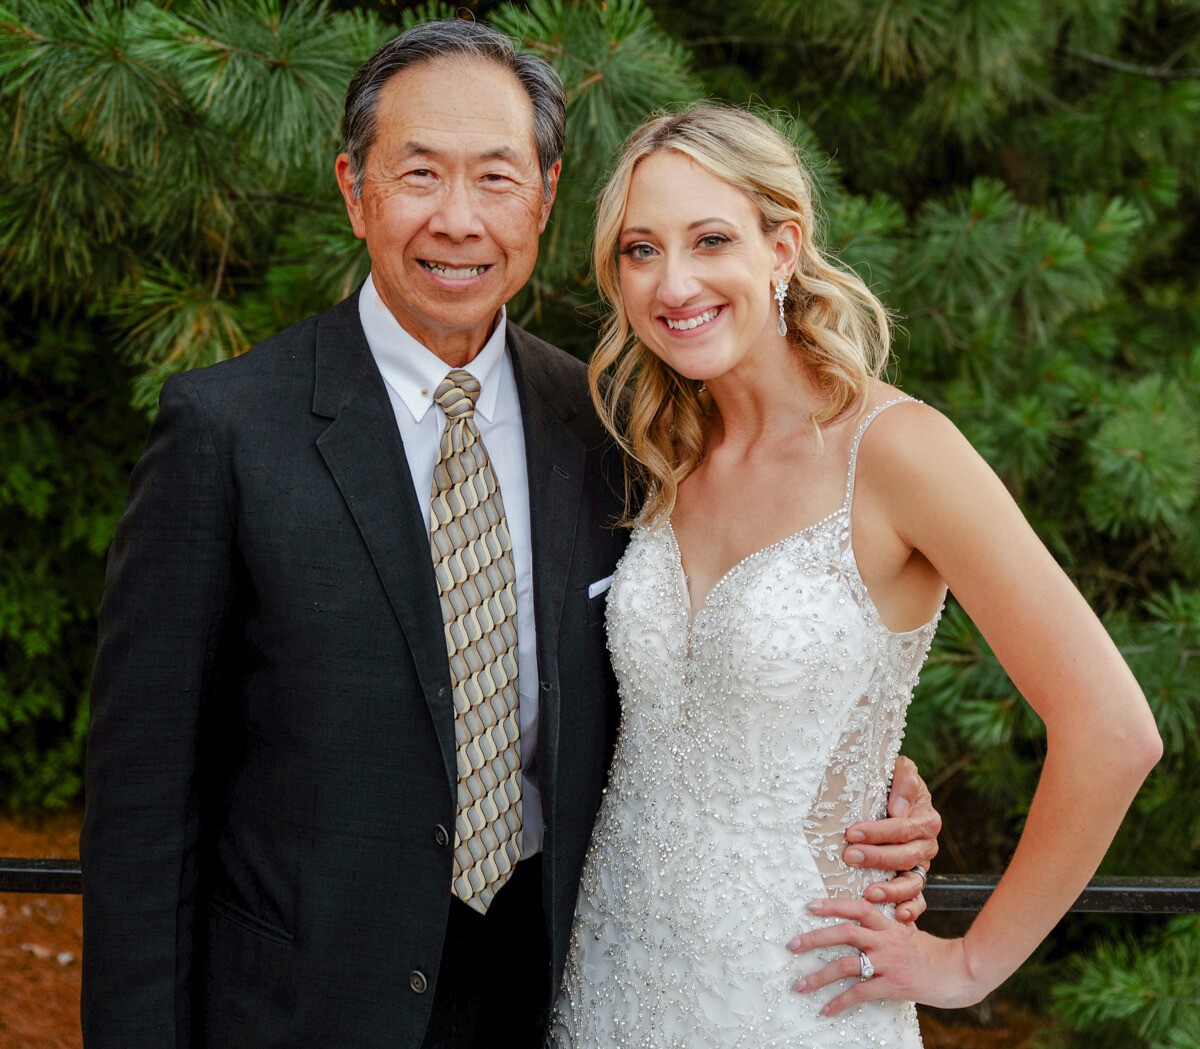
[478,146,527,165]
[399,140,438,158]
[397,141,527,165]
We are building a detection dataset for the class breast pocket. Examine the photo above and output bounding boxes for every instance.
[584,575,614,627]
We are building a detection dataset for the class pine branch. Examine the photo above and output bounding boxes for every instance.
[681,35,811,50]
[926,750,977,795]
[211,213,233,297]
[240,190,327,211]
[1061,47,1200,81]
[172,32,290,69]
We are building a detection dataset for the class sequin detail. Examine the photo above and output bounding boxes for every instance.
[550,399,940,1048]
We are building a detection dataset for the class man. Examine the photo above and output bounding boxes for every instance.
[81,19,939,1048]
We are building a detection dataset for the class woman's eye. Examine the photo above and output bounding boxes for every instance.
[697,234,730,249]
[621,243,656,260]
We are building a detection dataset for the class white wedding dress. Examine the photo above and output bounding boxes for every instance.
[549,399,941,1049]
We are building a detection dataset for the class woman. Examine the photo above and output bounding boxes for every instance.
[548,104,1161,1048]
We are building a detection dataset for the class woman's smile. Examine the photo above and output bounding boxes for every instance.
[660,305,725,333]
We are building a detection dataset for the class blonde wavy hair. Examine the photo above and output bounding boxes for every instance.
[590,103,892,527]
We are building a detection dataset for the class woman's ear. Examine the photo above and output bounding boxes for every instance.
[772,220,802,282]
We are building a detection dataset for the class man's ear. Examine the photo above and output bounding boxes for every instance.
[335,153,367,241]
[538,160,563,233]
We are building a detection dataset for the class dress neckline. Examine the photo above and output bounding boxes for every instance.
[668,396,914,625]
[666,511,844,628]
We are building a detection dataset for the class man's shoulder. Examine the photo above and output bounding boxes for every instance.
[505,321,592,406]
[506,322,587,368]
[171,295,360,395]
[160,295,366,435]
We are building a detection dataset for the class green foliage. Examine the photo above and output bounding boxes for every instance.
[1083,377,1200,539]
[0,319,145,809]
[1,0,1198,1039]
[1050,918,1200,1049]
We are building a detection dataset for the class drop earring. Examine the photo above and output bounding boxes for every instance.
[774,278,788,337]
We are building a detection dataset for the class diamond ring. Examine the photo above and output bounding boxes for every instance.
[858,949,875,980]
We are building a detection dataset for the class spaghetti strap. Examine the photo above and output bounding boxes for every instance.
[843,396,918,508]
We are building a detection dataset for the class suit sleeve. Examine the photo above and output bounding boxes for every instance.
[81,374,235,1048]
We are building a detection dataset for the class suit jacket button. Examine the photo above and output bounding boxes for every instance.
[434,824,450,848]
[410,970,428,995]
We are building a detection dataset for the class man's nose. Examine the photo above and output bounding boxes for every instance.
[428,180,485,239]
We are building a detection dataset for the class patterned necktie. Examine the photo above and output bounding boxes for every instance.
[430,369,522,915]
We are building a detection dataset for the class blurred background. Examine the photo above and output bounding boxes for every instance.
[0,0,1197,1045]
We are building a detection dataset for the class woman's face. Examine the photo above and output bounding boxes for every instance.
[617,150,793,385]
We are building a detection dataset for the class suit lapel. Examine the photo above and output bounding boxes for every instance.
[508,325,587,689]
[312,294,456,791]
[308,307,586,809]
[507,324,588,922]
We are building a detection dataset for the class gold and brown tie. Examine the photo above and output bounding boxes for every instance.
[430,369,522,915]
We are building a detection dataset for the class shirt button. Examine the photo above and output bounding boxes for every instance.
[434,824,450,848]
[410,970,428,995]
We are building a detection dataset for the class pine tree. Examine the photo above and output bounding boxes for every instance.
[2,0,1197,1041]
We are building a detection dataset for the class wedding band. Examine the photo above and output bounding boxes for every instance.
[858,950,875,980]
[907,865,928,885]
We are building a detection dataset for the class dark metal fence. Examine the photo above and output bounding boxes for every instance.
[0,858,82,895]
[2,859,1199,913]
[922,874,1200,914]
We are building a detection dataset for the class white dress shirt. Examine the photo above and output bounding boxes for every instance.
[358,274,543,857]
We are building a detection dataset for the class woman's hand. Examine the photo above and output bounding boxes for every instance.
[786,898,988,1016]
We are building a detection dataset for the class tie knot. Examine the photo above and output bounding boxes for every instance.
[434,369,481,420]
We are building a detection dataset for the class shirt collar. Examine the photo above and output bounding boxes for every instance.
[359,272,507,424]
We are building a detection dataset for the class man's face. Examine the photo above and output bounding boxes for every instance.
[336,56,559,365]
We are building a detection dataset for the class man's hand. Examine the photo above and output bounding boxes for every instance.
[843,756,940,922]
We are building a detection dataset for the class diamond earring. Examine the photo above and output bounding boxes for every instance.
[774,278,788,337]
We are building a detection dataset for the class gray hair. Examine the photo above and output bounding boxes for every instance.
[343,19,566,200]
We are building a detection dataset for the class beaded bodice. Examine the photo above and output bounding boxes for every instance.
[550,399,940,1049]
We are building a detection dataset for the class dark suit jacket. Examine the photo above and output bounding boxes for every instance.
[80,292,628,1047]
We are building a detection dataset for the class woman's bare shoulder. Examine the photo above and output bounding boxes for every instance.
[853,382,995,506]
[857,381,962,446]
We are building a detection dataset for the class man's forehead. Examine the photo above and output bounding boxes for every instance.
[375,57,539,161]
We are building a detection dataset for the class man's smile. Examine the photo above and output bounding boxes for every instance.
[419,260,491,280]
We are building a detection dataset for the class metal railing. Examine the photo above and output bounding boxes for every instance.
[921,874,1200,914]
[2,859,1199,913]
[0,858,82,894]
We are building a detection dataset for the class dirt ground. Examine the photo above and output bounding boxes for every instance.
[0,811,83,1049]
[0,809,1044,1049]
